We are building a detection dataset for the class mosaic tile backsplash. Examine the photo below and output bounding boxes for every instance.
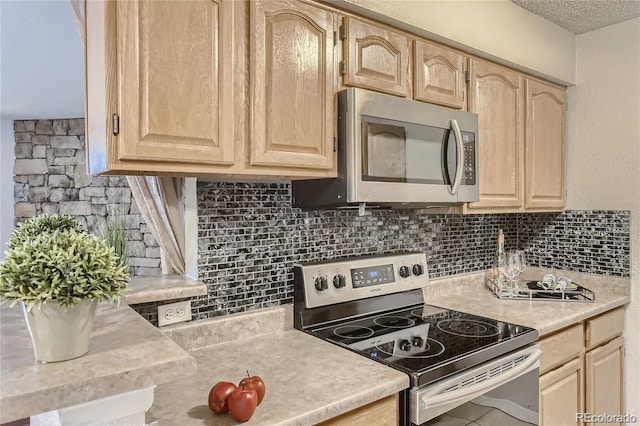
[131,181,630,325]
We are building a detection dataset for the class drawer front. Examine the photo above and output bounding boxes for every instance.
[318,394,398,426]
[539,324,584,374]
[586,307,624,350]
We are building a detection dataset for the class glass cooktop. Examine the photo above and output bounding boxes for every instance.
[308,304,538,387]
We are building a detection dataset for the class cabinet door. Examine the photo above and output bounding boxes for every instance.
[342,17,412,97]
[117,0,234,167]
[540,356,585,426]
[467,58,525,211]
[525,79,567,210]
[585,337,624,425]
[414,40,466,109]
[250,0,335,170]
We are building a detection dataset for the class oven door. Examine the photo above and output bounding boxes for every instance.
[409,345,541,425]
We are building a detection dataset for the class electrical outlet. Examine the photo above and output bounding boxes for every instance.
[158,300,192,327]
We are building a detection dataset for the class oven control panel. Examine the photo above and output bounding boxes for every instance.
[294,252,429,308]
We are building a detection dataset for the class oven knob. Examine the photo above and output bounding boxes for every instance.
[399,266,411,278]
[314,276,328,292]
[398,339,411,352]
[333,274,346,288]
[412,264,424,276]
[412,336,424,347]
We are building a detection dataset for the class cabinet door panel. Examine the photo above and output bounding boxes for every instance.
[540,356,584,426]
[414,40,466,109]
[585,337,624,425]
[343,17,411,97]
[118,0,234,166]
[250,0,334,169]
[467,58,524,211]
[525,79,566,210]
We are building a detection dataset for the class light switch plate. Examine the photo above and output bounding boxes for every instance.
[157,300,192,327]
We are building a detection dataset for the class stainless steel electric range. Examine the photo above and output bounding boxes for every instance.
[293,252,541,425]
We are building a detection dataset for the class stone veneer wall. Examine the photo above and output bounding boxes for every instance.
[131,181,630,326]
[12,119,161,276]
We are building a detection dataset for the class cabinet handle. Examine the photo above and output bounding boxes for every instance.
[449,118,464,195]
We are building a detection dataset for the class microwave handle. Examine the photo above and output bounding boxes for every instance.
[449,119,464,196]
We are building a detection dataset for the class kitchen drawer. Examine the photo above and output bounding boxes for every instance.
[318,394,398,426]
[586,307,624,350]
[539,324,584,375]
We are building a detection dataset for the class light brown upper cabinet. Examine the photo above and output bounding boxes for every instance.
[414,40,467,110]
[249,0,336,171]
[467,58,525,212]
[340,17,412,97]
[86,0,236,175]
[524,79,567,210]
[86,0,337,177]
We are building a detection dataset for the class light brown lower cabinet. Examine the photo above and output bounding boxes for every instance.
[318,394,398,426]
[540,356,585,426]
[539,307,625,426]
[585,336,624,426]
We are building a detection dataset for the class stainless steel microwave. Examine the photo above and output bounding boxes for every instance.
[292,88,479,209]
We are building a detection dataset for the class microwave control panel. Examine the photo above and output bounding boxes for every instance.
[462,132,476,185]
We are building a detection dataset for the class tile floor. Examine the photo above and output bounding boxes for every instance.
[428,402,536,426]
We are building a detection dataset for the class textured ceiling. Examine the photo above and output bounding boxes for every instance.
[511,0,640,34]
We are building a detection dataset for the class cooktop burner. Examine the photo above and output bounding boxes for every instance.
[333,325,374,339]
[309,303,536,386]
[373,315,415,328]
[436,319,500,338]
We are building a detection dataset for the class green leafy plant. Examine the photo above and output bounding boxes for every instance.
[0,216,129,310]
[8,214,84,250]
[99,217,128,266]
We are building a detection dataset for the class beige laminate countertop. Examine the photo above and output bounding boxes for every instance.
[150,307,409,425]
[0,303,197,424]
[125,274,207,305]
[424,268,630,337]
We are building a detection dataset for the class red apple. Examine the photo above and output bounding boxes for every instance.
[239,371,266,405]
[228,384,258,422]
[208,381,237,414]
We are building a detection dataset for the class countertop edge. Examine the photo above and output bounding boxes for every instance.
[125,275,207,305]
[1,351,197,423]
[0,303,198,424]
[536,297,630,336]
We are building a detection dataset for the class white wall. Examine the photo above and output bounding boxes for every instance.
[565,17,640,412]
[331,0,576,84]
[0,120,14,256]
[0,1,85,119]
[0,1,85,252]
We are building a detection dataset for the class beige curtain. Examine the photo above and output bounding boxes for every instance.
[69,0,85,46]
[127,177,186,275]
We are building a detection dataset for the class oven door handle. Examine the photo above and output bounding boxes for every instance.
[419,348,541,411]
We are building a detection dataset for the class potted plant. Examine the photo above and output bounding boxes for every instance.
[0,214,129,362]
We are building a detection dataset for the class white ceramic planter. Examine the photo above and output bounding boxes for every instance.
[21,299,99,362]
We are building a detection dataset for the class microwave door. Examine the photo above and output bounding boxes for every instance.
[362,122,406,180]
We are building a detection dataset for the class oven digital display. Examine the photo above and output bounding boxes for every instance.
[351,264,395,288]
